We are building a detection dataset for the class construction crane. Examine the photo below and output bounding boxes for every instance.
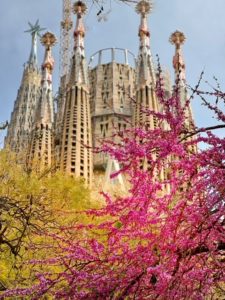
[60,0,73,79]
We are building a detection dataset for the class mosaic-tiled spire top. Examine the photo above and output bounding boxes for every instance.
[69,1,88,85]
[170,30,186,85]
[41,32,57,84]
[73,1,86,48]
[25,20,45,68]
[35,32,57,125]
[136,0,152,48]
[27,32,57,171]
[136,0,155,87]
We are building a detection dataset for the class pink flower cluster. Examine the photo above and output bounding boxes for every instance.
[1,78,225,299]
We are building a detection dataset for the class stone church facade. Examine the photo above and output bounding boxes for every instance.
[5,1,192,187]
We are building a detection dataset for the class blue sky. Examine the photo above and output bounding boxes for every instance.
[0,0,225,146]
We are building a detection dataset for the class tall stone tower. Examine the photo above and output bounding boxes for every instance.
[60,1,93,184]
[89,48,136,169]
[134,0,159,128]
[170,31,195,125]
[134,0,171,179]
[5,21,43,154]
[28,32,57,171]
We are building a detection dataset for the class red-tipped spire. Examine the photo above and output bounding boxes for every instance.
[27,32,57,171]
[36,32,57,124]
[69,1,88,85]
[73,1,87,50]
[135,0,155,87]
[136,0,153,49]
[170,30,186,84]
[41,32,57,84]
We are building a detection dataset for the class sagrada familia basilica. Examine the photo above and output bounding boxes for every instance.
[4,0,192,187]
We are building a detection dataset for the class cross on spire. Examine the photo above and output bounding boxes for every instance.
[25,20,45,67]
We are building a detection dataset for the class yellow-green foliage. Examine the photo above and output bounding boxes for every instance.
[0,149,94,289]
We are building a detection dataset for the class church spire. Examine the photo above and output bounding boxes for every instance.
[25,20,45,68]
[170,30,186,87]
[136,0,155,87]
[69,1,88,85]
[73,1,86,48]
[60,1,93,185]
[134,0,159,128]
[5,22,43,154]
[170,31,196,153]
[170,31,189,108]
[37,32,57,124]
[28,32,57,171]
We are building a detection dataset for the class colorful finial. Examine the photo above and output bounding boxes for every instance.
[170,30,186,83]
[136,0,153,43]
[135,0,155,87]
[69,0,88,85]
[41,32,57,49]
[169,31,186,47]
[73,1,87,15]
[72,1,87,42]
[136,0,153,15]
[40,32,57,83]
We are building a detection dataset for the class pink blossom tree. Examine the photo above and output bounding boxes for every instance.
[1,74,225,299]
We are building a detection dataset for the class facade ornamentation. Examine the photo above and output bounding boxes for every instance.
[5,21,43,154]
[28,32,57,171]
